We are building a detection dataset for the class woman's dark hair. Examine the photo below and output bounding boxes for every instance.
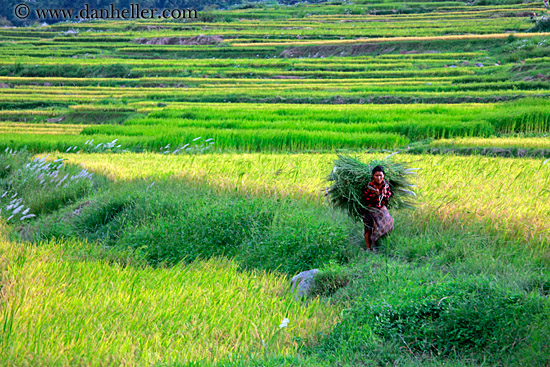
[372,165,385,176]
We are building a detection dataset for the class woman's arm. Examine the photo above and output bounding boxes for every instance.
[381,181,391,206]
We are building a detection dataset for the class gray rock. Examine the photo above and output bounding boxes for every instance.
[47,116,65,123]
[290,269,319,299]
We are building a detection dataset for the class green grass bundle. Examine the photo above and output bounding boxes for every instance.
[326,154,417,221]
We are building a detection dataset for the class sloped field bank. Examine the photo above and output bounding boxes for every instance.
[306,220,550,366]
[22,178,359,274]
[1,151,549,366]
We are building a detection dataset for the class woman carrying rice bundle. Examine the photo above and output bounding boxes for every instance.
[362,165,393,251]
[327,154,416,252]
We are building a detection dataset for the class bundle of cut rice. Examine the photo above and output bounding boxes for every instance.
[326,153,418,221]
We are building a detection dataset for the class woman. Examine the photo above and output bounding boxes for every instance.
[362,165,394,251]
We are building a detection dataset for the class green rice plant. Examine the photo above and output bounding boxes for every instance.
[0,122,85,135]
[489,108,550,134]
[0,129,408,153]
[6,99,550,154]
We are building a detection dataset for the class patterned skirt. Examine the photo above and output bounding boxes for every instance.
[363,206,394,242]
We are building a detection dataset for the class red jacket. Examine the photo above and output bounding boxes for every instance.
[363,180,391,209]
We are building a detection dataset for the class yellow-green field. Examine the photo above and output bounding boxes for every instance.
[431,136,550,150]
[0,237,336,366]
[62,152,550,247]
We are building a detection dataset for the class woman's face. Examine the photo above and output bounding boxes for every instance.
[373,171,384,185]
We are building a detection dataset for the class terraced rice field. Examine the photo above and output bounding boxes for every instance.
[1,0,550,365]
[0,0,549,154]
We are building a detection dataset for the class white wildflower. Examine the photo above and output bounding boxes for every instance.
[56,173,69,187]
[279,318,289,329]
[383,151,400,159]
[12,204,25,214]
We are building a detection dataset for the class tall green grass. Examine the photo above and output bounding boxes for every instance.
[23,179,359,274]
[0,238,338,366]
[2,99,550,153]
[61,152,550,248]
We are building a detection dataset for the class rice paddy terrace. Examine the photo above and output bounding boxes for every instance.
[0,0,549,153]
[1,0,550,366]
